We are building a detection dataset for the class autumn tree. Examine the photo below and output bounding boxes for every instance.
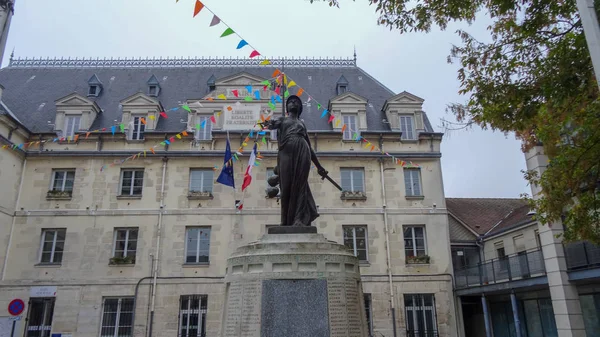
[313,0,600,243]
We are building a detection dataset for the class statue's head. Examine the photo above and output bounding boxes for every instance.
[286,95,303,116]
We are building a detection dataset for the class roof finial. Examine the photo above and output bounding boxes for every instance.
[353,45,357,64]
[9,47,14,63]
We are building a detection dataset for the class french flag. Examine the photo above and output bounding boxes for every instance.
[241,143,257,192]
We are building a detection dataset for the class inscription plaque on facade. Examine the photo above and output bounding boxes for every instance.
[224,282,243,337]
[223,104,261,130]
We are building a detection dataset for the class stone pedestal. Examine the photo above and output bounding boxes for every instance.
[221,232,369,337]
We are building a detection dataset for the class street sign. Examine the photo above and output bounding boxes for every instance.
[8,317,20,321]
[30,286,56,297]
[7,300,24,316]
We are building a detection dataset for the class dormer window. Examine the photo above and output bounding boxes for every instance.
[128,116,146,140]
[147,75,161,97]
[207,74,216,92]
[400,115,416,140]
[87,74,103,97]
[336,75,349,96]
[64,115,81,138]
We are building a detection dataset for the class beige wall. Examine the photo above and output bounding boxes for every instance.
[482,223,539,260]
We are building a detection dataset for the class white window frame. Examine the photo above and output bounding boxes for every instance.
[404,294,438,336]
[112,228,138,258]
[189,169,214,193]
[99,297,134,337]
[340,168,365,192]
[130,115,145,140]
[195,115,213,141]
[342,114,357,140]
[404,225,427,257]
[400,114,416,140]
[63,115,81,138]
[50,169,75,192]
[343,225,369,262]
[404,169,422,197]
[25,298,55,337]
[178,295,208,337]
[38,229,66,264]
[184,227,211,264]
[148,85,158,96]
[119,169,144,196]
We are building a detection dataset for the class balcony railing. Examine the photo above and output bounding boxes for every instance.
[564,241,600,271]
[455,248,546,289]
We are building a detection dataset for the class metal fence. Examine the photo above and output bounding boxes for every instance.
[564,241,600,270]
[455,248,546,289]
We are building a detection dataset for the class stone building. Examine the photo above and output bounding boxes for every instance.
[447,196,600,337]
[0,56,456,337]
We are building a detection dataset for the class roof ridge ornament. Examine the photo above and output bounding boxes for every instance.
[8,56,358,68]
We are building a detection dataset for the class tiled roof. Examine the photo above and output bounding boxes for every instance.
[0,57,435,134]
[446,198,535,236]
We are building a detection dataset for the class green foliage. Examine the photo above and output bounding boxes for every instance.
[312,0,600,243]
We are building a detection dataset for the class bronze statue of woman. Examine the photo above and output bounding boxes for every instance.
[264,95,328,227]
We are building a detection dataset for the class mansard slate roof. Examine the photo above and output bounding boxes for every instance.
[0,57,434,134]
[446,198,535,237]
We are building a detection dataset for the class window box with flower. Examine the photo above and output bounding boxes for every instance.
[406,255,431,264]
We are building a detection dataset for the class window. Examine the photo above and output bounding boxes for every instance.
[364,294,373,337]
[112,228,138,260]
[25,298,55,337]
[63,115,81,138]
[451,246,480,270]
[340,168,365,192]
[343,225,368,261]
[495,242,506,258]
[338,85,347,95]
[404,294,438,337]
[148,85,158,96]
[50,169,75,192]
[120,169,144,196]
[404,169,422,197]
[189,169,214,193]
[185,227,211,264]
[513,234,525,253]
[196,116,212,141]
[400,115,415,140]
[100,297,134,337]
[404,226,427,257]
[342,114,357,140]
[179,295,208,337]
[39,229,66,264]
[130,116,145,140]
[88,85,98,96]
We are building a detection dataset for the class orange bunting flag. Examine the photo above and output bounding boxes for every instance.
[260,114,265,122]
[273,69,281,78]
[207,97,214,101]
[85,132,91,139]
[249,50,260,58]
[74,135,80,142]
[371,145,375,151]
[227,106,233,111]
[140,117,147,125]
[150,148,156,155]
[193,0,204,17]
[297,88,304,97]
[182,131,188,137]
[341,124,347,133]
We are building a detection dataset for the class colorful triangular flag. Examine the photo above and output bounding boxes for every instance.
[210,15,220,26]
[220,28,235,37]
[193,0,204,17]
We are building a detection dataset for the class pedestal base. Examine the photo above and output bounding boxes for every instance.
[267,226,317,234]
[221,233,368,337]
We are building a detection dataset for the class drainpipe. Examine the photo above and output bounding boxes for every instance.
[510,290,522,337]
[1,158,26,280]
[148,157,168,337]
[379,158,397,337]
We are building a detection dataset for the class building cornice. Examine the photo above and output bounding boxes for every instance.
[8,56,357,69]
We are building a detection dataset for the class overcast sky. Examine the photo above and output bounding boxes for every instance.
[2,0,530,198]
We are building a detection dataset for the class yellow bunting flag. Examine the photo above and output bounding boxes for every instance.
[335,119,341,127]
[149,115,156,120]
[365,142,371,148]
[176,134,182,139]
[288,80,296,88]
[260,60,271,65]
[243,142,247,146]
[217,94,227,100]
[143,151,147,157]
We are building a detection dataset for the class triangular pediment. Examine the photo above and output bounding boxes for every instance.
[216,72,266,85]
[386,91,424,104]
[120,92,159,106]
[330,91,368,104]
[55,92,95,106]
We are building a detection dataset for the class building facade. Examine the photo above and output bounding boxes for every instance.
[447,196,600,337]
[0,57,456,337]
